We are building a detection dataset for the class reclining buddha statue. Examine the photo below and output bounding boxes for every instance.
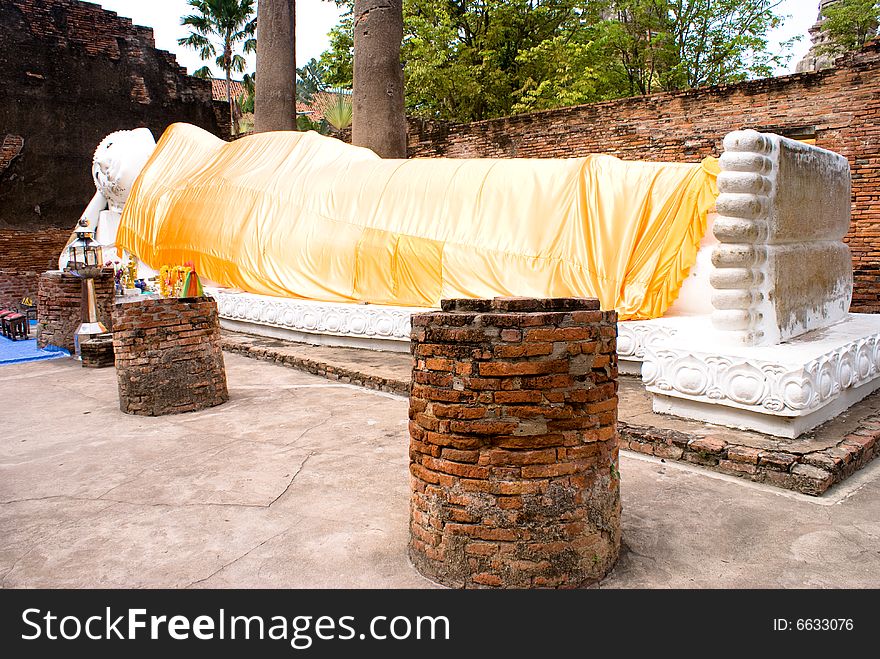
[115,123,720,322]
[64,123,871,438]
[67,123,853,352]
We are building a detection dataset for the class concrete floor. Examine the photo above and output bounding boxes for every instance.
[1,353,878,588]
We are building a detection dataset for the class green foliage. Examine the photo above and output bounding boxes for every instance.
[179,0,256,135]
[291,57,351,133]
[819,0,880,55]
[297,58,331,104]
[297,114,329,133]
[401,0,590,122]
[320,3,354,88]
[320,0,796,123]
[237,113,254,133]
[178,0,256,84]
[312,90,353,131]
[237,72,256,114]
[512,32,623,114]
[604,0,791,95]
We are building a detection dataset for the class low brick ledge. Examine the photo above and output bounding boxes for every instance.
[619,419,880,496]
[221,335,880,496]
[220,337,411,397]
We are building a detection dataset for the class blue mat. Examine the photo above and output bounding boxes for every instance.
[0,321,69,365]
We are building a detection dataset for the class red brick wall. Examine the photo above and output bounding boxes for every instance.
[0,227,70,308]
[407,42,880,313]
[1,0,226,309]
[0,228,70,272]
[0,135,24,174]
[0,270,39,311]
[1,0,223,231]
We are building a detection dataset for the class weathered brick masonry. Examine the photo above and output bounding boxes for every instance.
[80,335,114,368]
[36,269,113,353]
[112,296,228,416]
[407,43,880,313]
[408,298,621,588]
[619,416,880,497]
[0,0,228,305]
[0,229,71,308]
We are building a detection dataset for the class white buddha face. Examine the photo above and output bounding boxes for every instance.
[92,127,157,212]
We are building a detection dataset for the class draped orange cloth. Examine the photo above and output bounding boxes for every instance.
[118,123,718,320]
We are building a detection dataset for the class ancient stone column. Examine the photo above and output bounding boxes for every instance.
[112,296,228,416]
[409,297,621,588]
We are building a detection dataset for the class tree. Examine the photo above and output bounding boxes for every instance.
[321,0,795,123]
[255,0,297,132]
[295,59,351,134]
[819,0,880,55]
[297,58,329,104]
[312,90,354,131]
[404,0,600,121]
[292,59,351,134]
[321,6,354,88]
[240,71,256,113]
[179,0,256,135]
[352,0,407,157]
[236,72,256,133]
[603,0,790,95]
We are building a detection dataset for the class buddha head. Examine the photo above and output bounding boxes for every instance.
[92,127,157,212]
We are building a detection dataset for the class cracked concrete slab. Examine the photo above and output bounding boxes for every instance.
[1,353,879,588]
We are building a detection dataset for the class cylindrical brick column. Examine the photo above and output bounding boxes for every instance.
[36,269,114,352]
[112,296,228,416]
[409,297,621,588]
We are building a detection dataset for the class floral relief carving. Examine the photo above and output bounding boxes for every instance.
[643,332,880,417]
[211,290,415,341]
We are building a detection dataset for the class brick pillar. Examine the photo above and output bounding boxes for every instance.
[409,297,621,588]
[36,269,114,353]
[80,336,114,368]
[112,296,228,416]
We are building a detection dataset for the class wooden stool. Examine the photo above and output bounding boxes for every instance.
[0,310,15,338]
[2,313,28,340]
[20,303,37,322]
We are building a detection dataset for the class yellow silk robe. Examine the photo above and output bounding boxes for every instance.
[118,123,718,320]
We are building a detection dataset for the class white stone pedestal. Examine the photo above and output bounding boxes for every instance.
[617,318,684,375]
[208,288,880,439]
[208,288,418,353]
[642,314,880,438]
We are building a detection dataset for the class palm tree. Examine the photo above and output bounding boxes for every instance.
[352,0,406,157]
[297,58,328,105]
[178,0,257,135]
[254,0,297,132]
[311,89,353,132]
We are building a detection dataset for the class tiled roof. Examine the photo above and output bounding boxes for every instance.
[209,81,347,123]
[298,100,319,119]
[211,79,247,101]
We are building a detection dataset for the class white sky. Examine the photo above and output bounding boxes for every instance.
[769,0,821,67]
[93,0,343,74]
[94,0,820,79]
